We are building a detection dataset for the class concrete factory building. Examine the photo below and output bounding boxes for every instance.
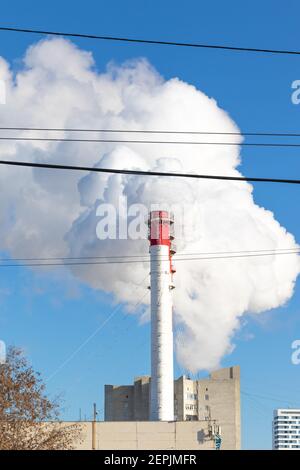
[96,211,241,450]
[105,366,241,450]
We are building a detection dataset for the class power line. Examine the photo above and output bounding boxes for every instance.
[46,273,149,382]
[2,126,300,138]
[2,136,300,148]
[242,390,300,407]
[0,26,300,56]
[0,159,300,185]
[0,247,298,263]
[0,250,299,268]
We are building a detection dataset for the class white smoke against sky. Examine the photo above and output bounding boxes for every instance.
[0,38,299,372]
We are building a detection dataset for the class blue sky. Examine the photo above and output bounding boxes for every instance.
[0,0,300,449]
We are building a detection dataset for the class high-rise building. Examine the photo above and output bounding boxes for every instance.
[273,409,300,450]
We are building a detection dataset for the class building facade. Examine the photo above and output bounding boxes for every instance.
[105,366,241,449]
[273,409,300,450]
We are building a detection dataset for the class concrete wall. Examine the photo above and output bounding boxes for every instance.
[197,366,241,450]
[134,376,150,420]
[105,385,134,421]
[105,377,150,421]
[66,421,215,450]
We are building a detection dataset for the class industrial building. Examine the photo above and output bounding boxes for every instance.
[95,211,241,450]
[105,365,240,450]
[43,211,240,450]
[272,409,300,450]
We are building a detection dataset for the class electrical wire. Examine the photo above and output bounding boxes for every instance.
[1,26,300,56]
[0,249,299,268]
[242,390,300,407]
[46,273,149,382]
[2,135,300,147]
[0,159,300,185]
[0,247,297,263]
[1,126,300,137]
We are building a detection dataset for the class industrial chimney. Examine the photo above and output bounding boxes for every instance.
[148,210,176,421]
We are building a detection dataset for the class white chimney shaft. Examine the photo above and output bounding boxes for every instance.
[149,211,175,421]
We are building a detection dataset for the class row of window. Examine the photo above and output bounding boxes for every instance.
[274,430,298,434]
[186,393,197,400]
[274,420,297,424]
[185,394,210,399]
[274,430,298,435]
[274,439,298,444]
[275,445,300,449]
[275,425,300,429]
[275,416,300,420]
[185,404,197,411]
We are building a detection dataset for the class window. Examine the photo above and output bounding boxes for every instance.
[185,404,197,412]
[186,392,197,401]
[186,415,198,421]
[205,394,209,401]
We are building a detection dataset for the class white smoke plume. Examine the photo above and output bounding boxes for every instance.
[0,38,299,372]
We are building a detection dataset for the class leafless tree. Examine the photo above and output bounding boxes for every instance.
[0,346,81,450]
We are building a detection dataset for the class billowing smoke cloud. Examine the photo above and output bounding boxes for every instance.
[0,38,299,372]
